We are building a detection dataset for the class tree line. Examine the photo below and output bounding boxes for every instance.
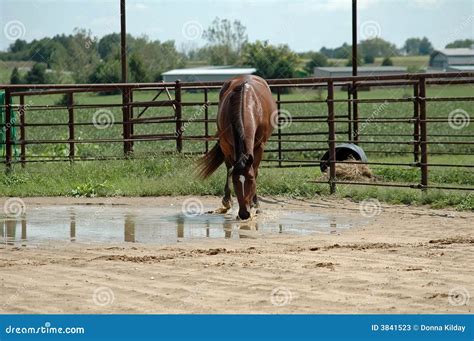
[2,18,472,85]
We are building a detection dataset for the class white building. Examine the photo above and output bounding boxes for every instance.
[162,66,256,82]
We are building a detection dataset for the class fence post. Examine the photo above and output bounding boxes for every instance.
[347,83,352,141]
[277,87,282,167]
[352,81,359,143]
[418,77,428,191]
[204,88,209,153]
[122,86,132,155]
[129,88,134,151]
[327,81,336,194]
[67,92,75,162]
[4,88,12,172]
[19,95,26,167]
[413,84,420,163]
[175,80,183,153]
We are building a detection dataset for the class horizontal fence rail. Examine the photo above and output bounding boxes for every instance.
[1,71,473,193]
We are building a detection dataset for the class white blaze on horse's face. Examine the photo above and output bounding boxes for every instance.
[239,175,246,196]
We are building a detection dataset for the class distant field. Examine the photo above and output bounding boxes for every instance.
[0,60,33,83]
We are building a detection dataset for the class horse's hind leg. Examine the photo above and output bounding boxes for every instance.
[222,166,233,209]
[214,164,233,214]
[251,145,264,210]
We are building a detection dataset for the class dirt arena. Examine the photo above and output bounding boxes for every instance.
[0,196,472,314]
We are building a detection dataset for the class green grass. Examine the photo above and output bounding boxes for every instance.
[0,60,33,84]
[0,155,472,210]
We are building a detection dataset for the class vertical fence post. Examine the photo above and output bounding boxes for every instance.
[347,83,352,141]
[129,88,134,151]
[19,95,26,167]
[327,81,336,194]
[413,83,420,163]
[4,89,12,171]
[277,87,282,167]
[204,88,209,153]
[352,82,359,143]
[175,80,183,153]
[67,92,75,162]
[418,77,428,191]
[122,86,132,155]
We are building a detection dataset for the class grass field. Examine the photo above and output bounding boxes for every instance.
[1,81,472,209]
[0,60,33,84]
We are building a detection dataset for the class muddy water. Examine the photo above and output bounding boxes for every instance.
[0,204,366,246]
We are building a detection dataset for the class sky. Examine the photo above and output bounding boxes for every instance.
[0,0,473,52]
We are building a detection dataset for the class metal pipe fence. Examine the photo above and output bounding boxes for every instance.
[1,72,473,192]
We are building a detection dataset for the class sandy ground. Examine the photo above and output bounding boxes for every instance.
[0,196,472,314]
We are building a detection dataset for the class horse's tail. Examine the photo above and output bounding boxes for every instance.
[230,81,249,172]
[196,142,225,179]
[196,80,248,178]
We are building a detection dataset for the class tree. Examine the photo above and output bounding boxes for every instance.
[25,63,47,84]
[10,67,22,84]
[445,39,473,48]
[88,60,121,84]
[404,37,433,55]
[320,43,352,59]
[203,17,248,65]
[304,52,328,75]
[419,37,433,55]
[129,53,148,82]
[359,38,397,59]
[241,41,298,79]
[346,52,362,66]
[363,54,375,64]
[381,56,393,66]
[9,39,28,53]
[404,38,422,55]
[98,33,121,60]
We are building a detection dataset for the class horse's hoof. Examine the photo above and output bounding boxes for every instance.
[214,207,230,214]
[237,209,251,220]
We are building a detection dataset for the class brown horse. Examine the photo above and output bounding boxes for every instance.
[198,75,277,219]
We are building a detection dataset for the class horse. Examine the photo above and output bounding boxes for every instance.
[197,75,277,220]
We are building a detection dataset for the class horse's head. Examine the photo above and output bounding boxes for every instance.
[232,154,255,220]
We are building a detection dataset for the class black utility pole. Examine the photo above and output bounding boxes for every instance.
[120,0,127,83]
[352,0,359,143]
[352,0,358,77]
[120,0,133,154]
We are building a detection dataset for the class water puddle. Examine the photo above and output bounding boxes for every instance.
[0,204,366,246]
